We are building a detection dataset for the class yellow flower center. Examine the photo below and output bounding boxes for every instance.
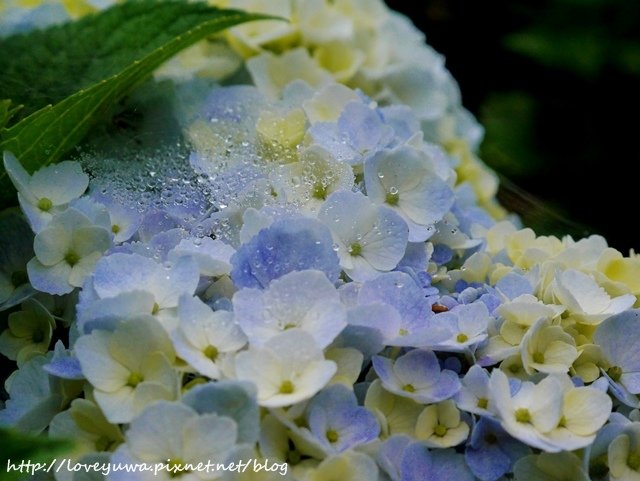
[279,380,295,394]
[385,190,399,206]
[515,408,531,423]
[434,424,448,437]
[312,182,328,200]
[37,197,53,211]
[608,365,623,382]
[349,242,362,256]
[127,372,144,387]
[203,345,219,361]
[326,429,339,443]
[167,458,190,478]
[533,352,545,364]
[65,250,80,267]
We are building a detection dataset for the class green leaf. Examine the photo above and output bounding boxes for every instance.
[0,428,73,481]
[0,101,22,130]
[0,0,277,203]
[0,0,270,120]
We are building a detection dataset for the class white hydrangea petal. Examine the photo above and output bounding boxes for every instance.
[33,227,70,265]
[235,347,283,402]
[456,302,491,334]
[18,194,55,233]
[91,253,162,299]
[78,291,156,331]
[262,360,337,408]
[108,317,174,370]
[153,256,200,308]
[303,83,360,123]
[171,329,222,379]
[126,401,195,460]
[71,226,111,258]
[29,161,89,205]
[239,207,274,244]
[563,387,612,436]
[269,328,325,367]
[247,48,333,99]
[397,175,454,226]
[183,413,238,464]
[75,330,129,391]
[603,294,637,316]
[130,383,178,421]
[554,269,610,314]
[169,237,235,277]
[324,191,377,239]
[109,446,157,481]
[359,207,408,271]
[529,376,564,433]
[68,251,103,287]
[298,0,353,44]
[236,270,345,348]
[345,255,382,282]
[3,151,32,200]
[27,258,73,295]
[541,340,579,371]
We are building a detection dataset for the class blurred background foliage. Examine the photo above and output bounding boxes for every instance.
[388,0,640,253]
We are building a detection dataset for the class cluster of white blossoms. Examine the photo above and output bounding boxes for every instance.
[2,1,640,481]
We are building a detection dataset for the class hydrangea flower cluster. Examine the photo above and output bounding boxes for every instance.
[2,1,640,481]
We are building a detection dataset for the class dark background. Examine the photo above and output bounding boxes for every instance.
[386,0,640,253]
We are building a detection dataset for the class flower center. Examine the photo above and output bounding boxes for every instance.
[37,197,53,211]
[348,242,362,256]
[402,384,416,393]
[279,380,295,394]
[64,250,80,266]
[167,458,190,478]
[456,333,468,343]
[111,224,121,234]
[533,352,545,364]
[152,302,160,315]
[434,424,448,437]
[203,345,219,361]
[326,429,339,443]
[476,398,488,409]
[385,188,399,206]
[312,182,327,200]
[127,372,144,387]
[515,408,531,423]
[608,365,623,381]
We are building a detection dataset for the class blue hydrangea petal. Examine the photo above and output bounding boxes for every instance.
[182,380,259,444]
[594,309,640,393]
[230,217,340,289]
